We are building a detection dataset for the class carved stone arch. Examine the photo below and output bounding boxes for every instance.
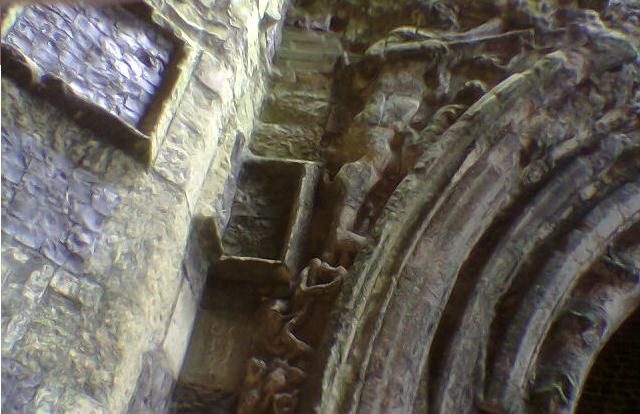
[304,45,640,414]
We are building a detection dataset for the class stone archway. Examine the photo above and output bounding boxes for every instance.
[294,3,640,411]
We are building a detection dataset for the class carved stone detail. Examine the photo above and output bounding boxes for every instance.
[236,259,346,414]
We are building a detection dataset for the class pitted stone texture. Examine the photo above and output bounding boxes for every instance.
[1,358,42,413]
[247,27,339,162]
[261,82,331,125]
[1,242,54,352]
[162,0,233,49]
[1,128,120,275]
[153,51,267,214]
[1,74,190,413]
[49,269,104,313]
[8,287,116,407]
[153,52,227,192]
[0,0,289,410]
[250,121,324,161]
[3,4,174,127]
[61,391,106,414]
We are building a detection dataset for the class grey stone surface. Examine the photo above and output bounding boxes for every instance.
[261,82,331,125]
[49,269,104,313]
[4,3,174,127]
[1,127,119,275]
[1,76,185,413]
[250,121,325,161]
[1,243,54,352]
[3,0,637,413]
[1,358,42,413]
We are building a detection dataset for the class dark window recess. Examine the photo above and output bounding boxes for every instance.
[577,308,640,414]
[213,158,320,286]
[1,3,187,163]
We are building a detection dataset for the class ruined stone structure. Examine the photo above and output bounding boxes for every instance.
[1,0,639,413]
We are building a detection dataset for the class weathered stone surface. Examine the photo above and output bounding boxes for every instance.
[291,2,640,414]
[0,80,191,410]
[246,28,339,164]
[153,52,227,190]
[275,28,343,76]
[161,0,233,48]
[152,50,263,215]
[49,269,104,312]
[250,122,324,161]
[176,278,263,401]
[1,245,54,353]
[60,391,107,414]
[1,126,119,274]
[2,0,290,410]
[531,234,640,413]
[1,357,42,413]
[261,82,331,126]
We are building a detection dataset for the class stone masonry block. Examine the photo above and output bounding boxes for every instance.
[49,269,104,312]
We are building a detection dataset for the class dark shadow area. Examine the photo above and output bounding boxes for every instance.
[577,307,640,414]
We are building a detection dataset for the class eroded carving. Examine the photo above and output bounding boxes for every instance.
[318,0,639,272]
[236,259,345,414]
[321,25,523,267]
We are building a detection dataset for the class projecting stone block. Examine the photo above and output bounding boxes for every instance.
[250,121,325,161]
[260,81,331,126]
[213,157,319,285]
[0,2,199,164]
[49,269,103,312]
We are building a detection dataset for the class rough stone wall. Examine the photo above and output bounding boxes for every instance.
[1,0,288,412]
